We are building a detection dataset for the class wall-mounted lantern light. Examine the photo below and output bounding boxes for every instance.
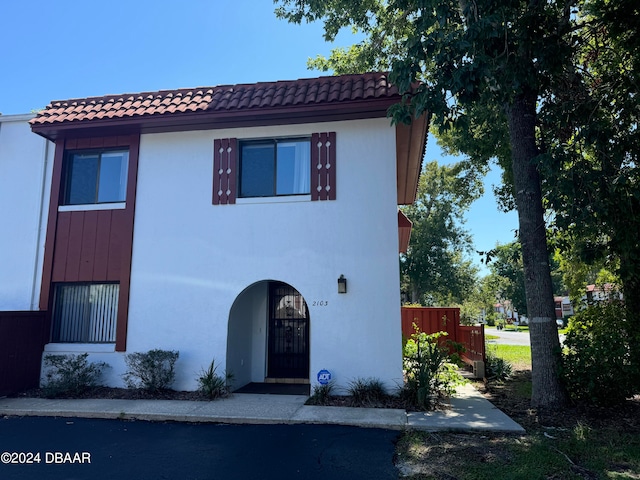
[338,274,347,294]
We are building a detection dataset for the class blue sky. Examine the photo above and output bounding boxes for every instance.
[0,0,517,274]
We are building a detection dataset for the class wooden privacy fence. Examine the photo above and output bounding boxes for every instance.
[0,311,49,396]
[401,306,485,365]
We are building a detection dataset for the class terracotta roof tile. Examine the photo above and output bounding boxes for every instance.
[30,72,399,127]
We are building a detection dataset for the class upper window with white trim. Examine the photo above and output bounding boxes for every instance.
[239,138,310,198]
[62,149,129,205]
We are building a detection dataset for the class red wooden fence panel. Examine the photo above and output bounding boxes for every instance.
[457,325,485,363]
[0,311,49,396]
[401,307,485,364]
[401,307,459,341]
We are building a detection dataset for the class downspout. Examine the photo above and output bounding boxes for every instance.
[30,135,50,310]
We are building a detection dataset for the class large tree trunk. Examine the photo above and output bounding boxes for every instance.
[618,257,640,376]
[506,91,568,409]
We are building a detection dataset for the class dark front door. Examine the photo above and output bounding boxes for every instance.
[267,282,309,379]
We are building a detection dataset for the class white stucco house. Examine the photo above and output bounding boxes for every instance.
[0,72,428,393]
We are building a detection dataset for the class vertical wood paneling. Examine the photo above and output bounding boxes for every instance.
[93,210,112,281]
[104,137,118,148]
[107,211,123,279]
[90,137,105,148]
[52,212,71,281]
[79,212,98,280]
[76,138,92,149]
[40,134,140,351]
[64,211,85,281]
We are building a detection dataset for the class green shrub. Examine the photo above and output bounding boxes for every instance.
[446,340,467,367]
[42,353,108,398]
[197,359,233,399]
[123,349,179,391]
[561,301,639,405]
[401,330,464,410]
[347,377,388,407]
[306,381,335,405]
[485,348,513,381]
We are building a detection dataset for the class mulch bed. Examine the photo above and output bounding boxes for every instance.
[12,386,210,401]
[474,370,640,433]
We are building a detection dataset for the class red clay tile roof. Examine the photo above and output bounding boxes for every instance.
[30,72,399,127]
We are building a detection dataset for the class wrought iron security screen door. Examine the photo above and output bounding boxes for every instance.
[267,282,310,378]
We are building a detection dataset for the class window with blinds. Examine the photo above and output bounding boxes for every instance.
[51,283,119,343]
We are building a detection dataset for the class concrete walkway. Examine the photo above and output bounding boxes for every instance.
[0,383,524,433]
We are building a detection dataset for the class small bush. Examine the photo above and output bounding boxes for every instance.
[42,353,108,398]
[197,359,233,399]
[347,377,388,407]
[446,340,467,367]
[485,348,513,381]
[123,349,179,391]
[401,330,464,410]
[306,382,335,405]
[561,301,639,405]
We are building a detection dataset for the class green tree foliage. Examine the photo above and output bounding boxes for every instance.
[486,241,566,317]
[459,275,501,325]
[562,301,639,405]
[539,2,640,314]
[554,246,619,305]
[487,242,528,317]
[401,161,481,305]
[537,1,640,374]
[275,0,571,408]
[275,0,638,408]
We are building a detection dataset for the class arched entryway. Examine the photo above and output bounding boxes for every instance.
[227,280,310,392]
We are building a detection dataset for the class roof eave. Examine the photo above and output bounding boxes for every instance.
[30,97,399,142]
[396,112,430,205]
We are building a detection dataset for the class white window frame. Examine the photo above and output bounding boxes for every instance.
[62,149,129,206]
[238,137,311,198]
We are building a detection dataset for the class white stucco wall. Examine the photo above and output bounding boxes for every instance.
[0,115,52,311]
[50,118,404,392]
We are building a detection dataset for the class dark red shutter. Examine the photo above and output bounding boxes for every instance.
[311,132,336,201]
[213,138,237,205]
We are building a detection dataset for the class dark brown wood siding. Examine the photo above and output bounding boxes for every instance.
[0,311,49,396]
[40,134,139,352]
[50,209,128,282]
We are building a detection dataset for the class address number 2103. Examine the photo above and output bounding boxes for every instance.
[312,300,329,307]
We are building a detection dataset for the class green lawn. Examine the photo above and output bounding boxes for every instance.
[487,344,532,370]
[397,350,640,479]
[397,426,640,479]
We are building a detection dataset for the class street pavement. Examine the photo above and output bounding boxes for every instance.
[486,327,565,346]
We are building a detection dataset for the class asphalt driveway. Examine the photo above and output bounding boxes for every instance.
[0,416,399,480]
